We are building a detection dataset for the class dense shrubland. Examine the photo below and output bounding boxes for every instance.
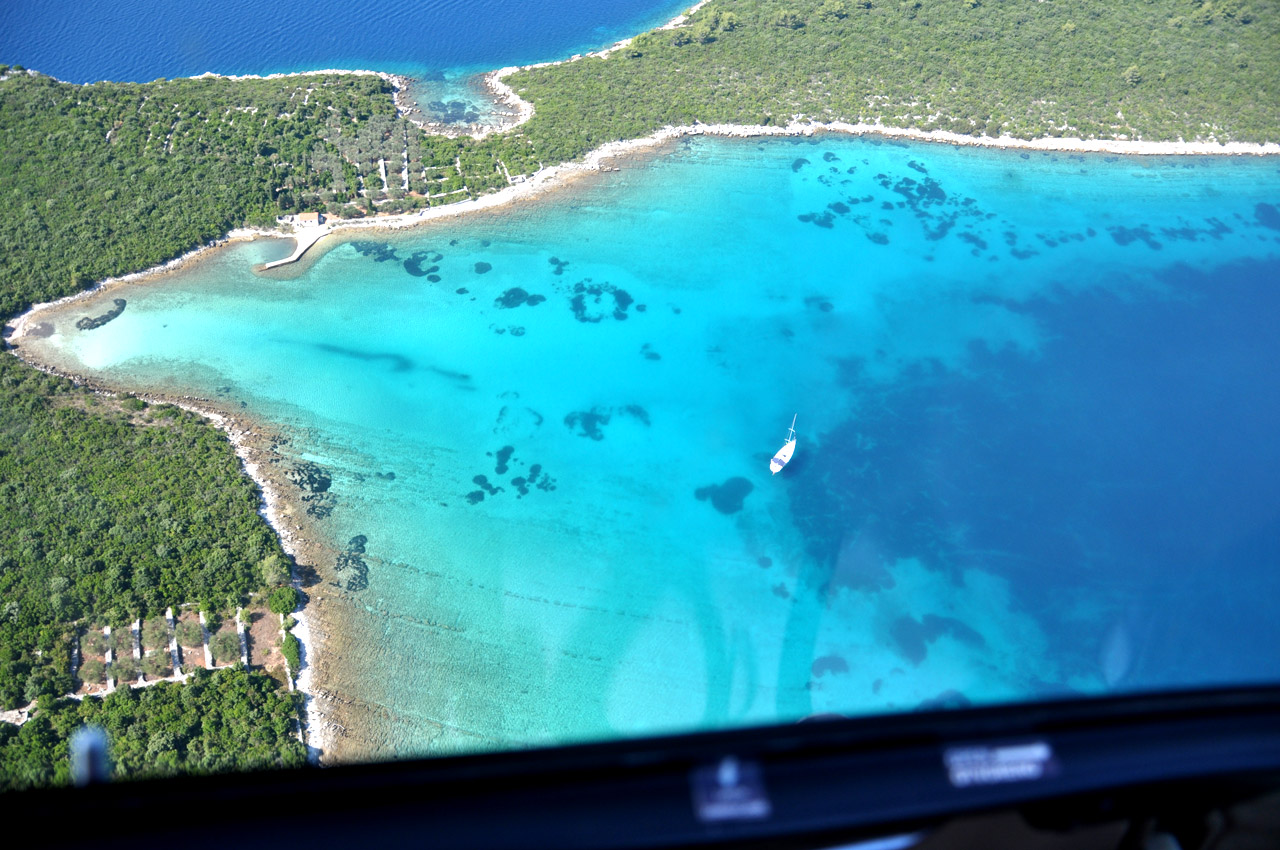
[504,0,1280,164]
[0,357,288,709]
[0,667,305,791]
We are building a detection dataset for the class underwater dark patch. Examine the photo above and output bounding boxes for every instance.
[568,279,633,322]
[333,534,369,592]
[474,261,492,274]
[565,408,611,440]
[403,251,438,276]
[1107,225,1163,250]
[694,476,754,515]
[921,613,986,647]
[811,655,849,677]
[288,460,331,494]
[1256,202,1280,231]
[622,405,650,426]
[798,211,835,228]
[428,99,481,124]
[472,474,503,497]
[890,616,928,665]
[76,298,126,331]
[915,690,971,712]
[314,342,413,372]
[791,158,810,172]
[350,241,399,262]
[495,287,546,309]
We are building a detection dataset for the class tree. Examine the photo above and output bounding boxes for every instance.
[280,633,301,674]
[82,630,107,656]
[78,659,105,685]
[175,620,203,648]
[111,655,138,684]
[142,617,169,650]
[267,586,300,616]
[209,632,240,665]
[771,10,805,28]
[143,652,171,678]
[818,0,850,20]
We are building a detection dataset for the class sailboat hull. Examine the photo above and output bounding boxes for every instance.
[770,438,796,475]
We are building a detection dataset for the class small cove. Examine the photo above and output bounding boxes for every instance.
[17,135,1280,759]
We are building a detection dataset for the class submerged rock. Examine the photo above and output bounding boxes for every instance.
[568,279,633,322]
[76,298,126,331]
[915,689,971,712]
[890,613,985,666]
[564,408,610,440]
[694,477,754,515]
[495,287,546,309]
[333,534,369,592]
[811,655,849,677]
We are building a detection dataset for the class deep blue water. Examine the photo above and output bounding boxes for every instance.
[23,137,1280,756]
[0,0,688,82]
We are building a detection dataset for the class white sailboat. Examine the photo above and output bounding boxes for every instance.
[769,414,797,475]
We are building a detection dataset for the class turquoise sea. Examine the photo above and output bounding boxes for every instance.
[23,135,1280,756]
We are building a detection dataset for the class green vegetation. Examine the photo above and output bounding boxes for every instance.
[267,586,300,615]
[0,71,535,320]
[281,632,301,674]
[0,667,305,791]
[81,630,106,656]
[503,0,1279,164]
[78,658,105,685]
[259,552,290,587]
[141,617,169,650]
[142,651,171,678]
[0,71,394,319]
[0,358,283,708]
[209,632,241,665]
[4,3,1273,324]
[110,654,137,684]
[174,620,203,648]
